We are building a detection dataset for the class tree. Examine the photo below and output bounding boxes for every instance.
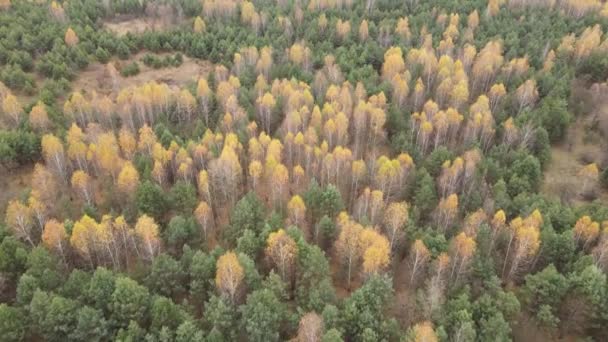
[2,93,21,127]
[360,228,391,276]
[335,218,363,287]
[169,181,198,214]
[257,92,276,133]
[41,295,79,341]
[383,201,409,250]
[436,194,458,231]
[176,320,205,342]
[215,251,244,304]
[359,20,369,41]
[29,102,49,132]
[521,264,568,318]
[64,27,79,47]
[414,169,437,217]
[195,201,214,240]
[71,170,93,205]
[71,306,109,342]
[410,321,437,342]
[450,232,476,282]
[298,312,324,342]
[5,200,34,246]
[150,296,183,332]
[322,329,342,342]
[136,181,168,220]
[410,239,430,284]
[41,134,66,179]
[0,304,25,341]
[578,163,599,196]
[135,214,161,261]
[266,229,297,282]
[239,288,287,342]
[573,216,600,249]
[288,195,306,227]
[507,225,540,281]
[146,253,186,298]
[193,16,206,33]
[111,277,150,329]
[342,275,394,341]
[41,219,68,264]
[117,161,140,198]
[226,192,265,244]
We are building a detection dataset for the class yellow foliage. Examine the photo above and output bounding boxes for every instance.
[215,251,244,302]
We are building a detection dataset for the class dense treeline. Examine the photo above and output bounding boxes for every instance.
[1,0,608,341]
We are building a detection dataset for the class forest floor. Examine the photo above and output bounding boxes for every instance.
[71,52,213,98]
[0,164,34,221]
[541,81,608,205]
[103,15,182,36]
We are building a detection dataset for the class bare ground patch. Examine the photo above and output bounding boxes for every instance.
[0,164,34,221]
[541,82,608,205]
[103,15,181,37]
[71,52,213,98]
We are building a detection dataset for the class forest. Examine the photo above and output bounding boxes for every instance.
[2,0,608,341]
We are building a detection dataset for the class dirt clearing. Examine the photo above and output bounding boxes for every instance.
[0,164,34,221]
[541,81,608,205]
[103,16,181,36]
[71,52,213,98]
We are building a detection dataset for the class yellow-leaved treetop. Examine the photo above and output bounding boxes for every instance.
[117,162,140,197]
[449,232,476,282]
[135,214,161,261]
[215,251,244,303]
[360,228,391,275]
[266,229,298,281]
[411,321,438,342]
[29,101,50,132]
[574,215,600,249]
[578,163,599,195]
[71,170,93,205]
[257,92,276,133]
[287,195,306,226]
[50,1,66,21]
[382,47,405,80]
[198,170,212,202]
[69,214,98,266]
[195,201,214,240]
[42,219,68,263]
[65,27,79,47]
[507,224,540,280]
[342,221,365,273]
[197,78,212,125]
[193,16,206,33]
[359,19,369,41]
[5,200,34,246]
[383,201,409,250]
[410,239,430,284]
[2,93,21,127]
[41,134,67,179]
[436,194,459,231]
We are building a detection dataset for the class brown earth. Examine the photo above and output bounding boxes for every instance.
[541,81,608,205]
[0,164,34,221]
[71,52,213,98]
[103,16,180,37]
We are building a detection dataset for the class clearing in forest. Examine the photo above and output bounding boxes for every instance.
[542,81,608,205]
[103,15,181,36]
[71,52,213,98]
